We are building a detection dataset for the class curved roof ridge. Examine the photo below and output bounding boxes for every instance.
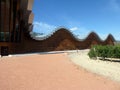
[30,27,115,42]
[83,31,103,41]
[30,27,82,41]
[105,33,116,42]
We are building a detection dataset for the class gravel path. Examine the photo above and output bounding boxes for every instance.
[68,49,120,83]
[0,53,120,90]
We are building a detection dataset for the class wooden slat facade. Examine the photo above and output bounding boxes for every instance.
[0,0,115,55]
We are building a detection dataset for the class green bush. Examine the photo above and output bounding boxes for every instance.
[88,47,97,59]
[88,45,120,60]
[112,46,120,58]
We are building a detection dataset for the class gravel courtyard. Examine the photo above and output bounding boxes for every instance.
[68,49,120,82]
[0,52,120,90]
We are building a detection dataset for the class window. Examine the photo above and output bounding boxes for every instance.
[0,32,10,42]
[0,32,5,41]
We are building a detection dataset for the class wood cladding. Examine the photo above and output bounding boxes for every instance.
[11,28,115,54]
[0,0,115,55]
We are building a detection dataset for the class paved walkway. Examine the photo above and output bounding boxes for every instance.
[0,53,120,90]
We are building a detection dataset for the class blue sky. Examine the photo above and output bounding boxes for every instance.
[32,0,120,40]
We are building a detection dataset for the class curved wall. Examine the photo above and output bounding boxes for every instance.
[12,28,115,54]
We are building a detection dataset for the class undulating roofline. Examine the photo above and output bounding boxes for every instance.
[30,27,116,42]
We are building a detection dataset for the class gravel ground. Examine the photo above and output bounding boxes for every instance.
[0,53,120,90]
[68,49,120,83]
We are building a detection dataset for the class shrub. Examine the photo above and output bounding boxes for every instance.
[88,46,97,59]
[113,46,120,58]
[88,45,120,60]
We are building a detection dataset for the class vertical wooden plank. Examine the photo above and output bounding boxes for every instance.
[13,0,17,42]
[9,0,12,42]
[3,0,6,42]
[5,0,10,42]
[9,0,13,42]
[0,1,1,41]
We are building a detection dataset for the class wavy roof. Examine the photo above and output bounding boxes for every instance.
[30,27,116,42]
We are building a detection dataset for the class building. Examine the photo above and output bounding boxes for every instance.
[0,0,115,56]
[0,0,34,55]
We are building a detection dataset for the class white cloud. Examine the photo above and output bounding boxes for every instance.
[69,26,90,39]
[33,21,114,40]
[70,27,79,31]
[33,21,56,34]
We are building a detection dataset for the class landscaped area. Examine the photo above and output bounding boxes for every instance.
[88,45,120,61]
[68,49,120,82]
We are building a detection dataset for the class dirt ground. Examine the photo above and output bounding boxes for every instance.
[0,53,120,90]
[68,50,120,82]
